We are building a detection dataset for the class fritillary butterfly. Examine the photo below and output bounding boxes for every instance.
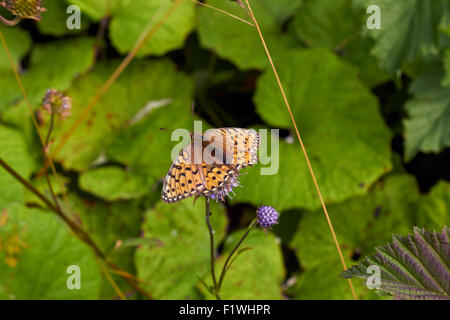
[162,128,260,203]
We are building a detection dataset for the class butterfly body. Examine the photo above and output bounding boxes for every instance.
[162,128,260,203]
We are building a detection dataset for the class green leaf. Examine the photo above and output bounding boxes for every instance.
[197,0,303,70]
[67,0,112,21]
[0,125,34,210]
[289,174,421,299]
[0,204,102,299]
[443,48,450,86]
[52,58,194,171]
[202,229,285,300]
[0,25,31,71]
[79,166,149,201]
[25,174,68,205]
[236,48,392,211]
[403,66,450,161]
[68,195,144,299]
[70,0,196,56]
[111,0,195,56]
[292,0,360,49]
[359,0,445,73]
[416,181,450,231]
[342,227,450,300]
[0,37,96,112]
[290,0,391,87]
[135,200,228,299]
[38,0,90,36]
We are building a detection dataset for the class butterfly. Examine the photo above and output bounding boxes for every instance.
[162,128,260,203]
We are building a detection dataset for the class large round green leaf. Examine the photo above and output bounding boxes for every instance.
[235,48,392,210]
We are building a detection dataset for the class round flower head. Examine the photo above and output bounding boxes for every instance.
[256,206,279,229]
[1,0,46,21]
[42,89,72,120]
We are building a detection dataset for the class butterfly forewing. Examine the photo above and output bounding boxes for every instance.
[204,128,259,168]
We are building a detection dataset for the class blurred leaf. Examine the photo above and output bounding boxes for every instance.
[358,0,445,73]
[291,0,390,87]
[79,166,149,201]
[292,0,360,49]
[443,48,450,86]
[197,0,303,70]
[25,174,68,205]
[342,227,450,300]
[38,0,90,36]
[110,0,195,56]
[53,58,193,172]
[0,204,101,299]
[0,37,96,112]
[202,229,285,300]
[0,125,34,210]
[69,195,144,299]
[416,181,450,231]
[289,174,421,299]
[70,0,195,56]
[340,35,391,87]
[403,66,450,161]
[68,0,113,21]
[236,48,392,211]
[0,25,31,71]
[135,200,227,299]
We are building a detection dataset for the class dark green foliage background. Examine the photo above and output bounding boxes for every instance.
[0,0,449,300]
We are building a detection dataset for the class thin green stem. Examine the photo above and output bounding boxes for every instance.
[205,198,221,300]
[217,219,257,290]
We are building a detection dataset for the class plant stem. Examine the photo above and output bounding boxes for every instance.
[205,198,221,300]
[217,219,256,290]
[43,112,65,214]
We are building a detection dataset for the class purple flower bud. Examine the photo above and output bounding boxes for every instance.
[256,206,279,229]
[42,89,72,120]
